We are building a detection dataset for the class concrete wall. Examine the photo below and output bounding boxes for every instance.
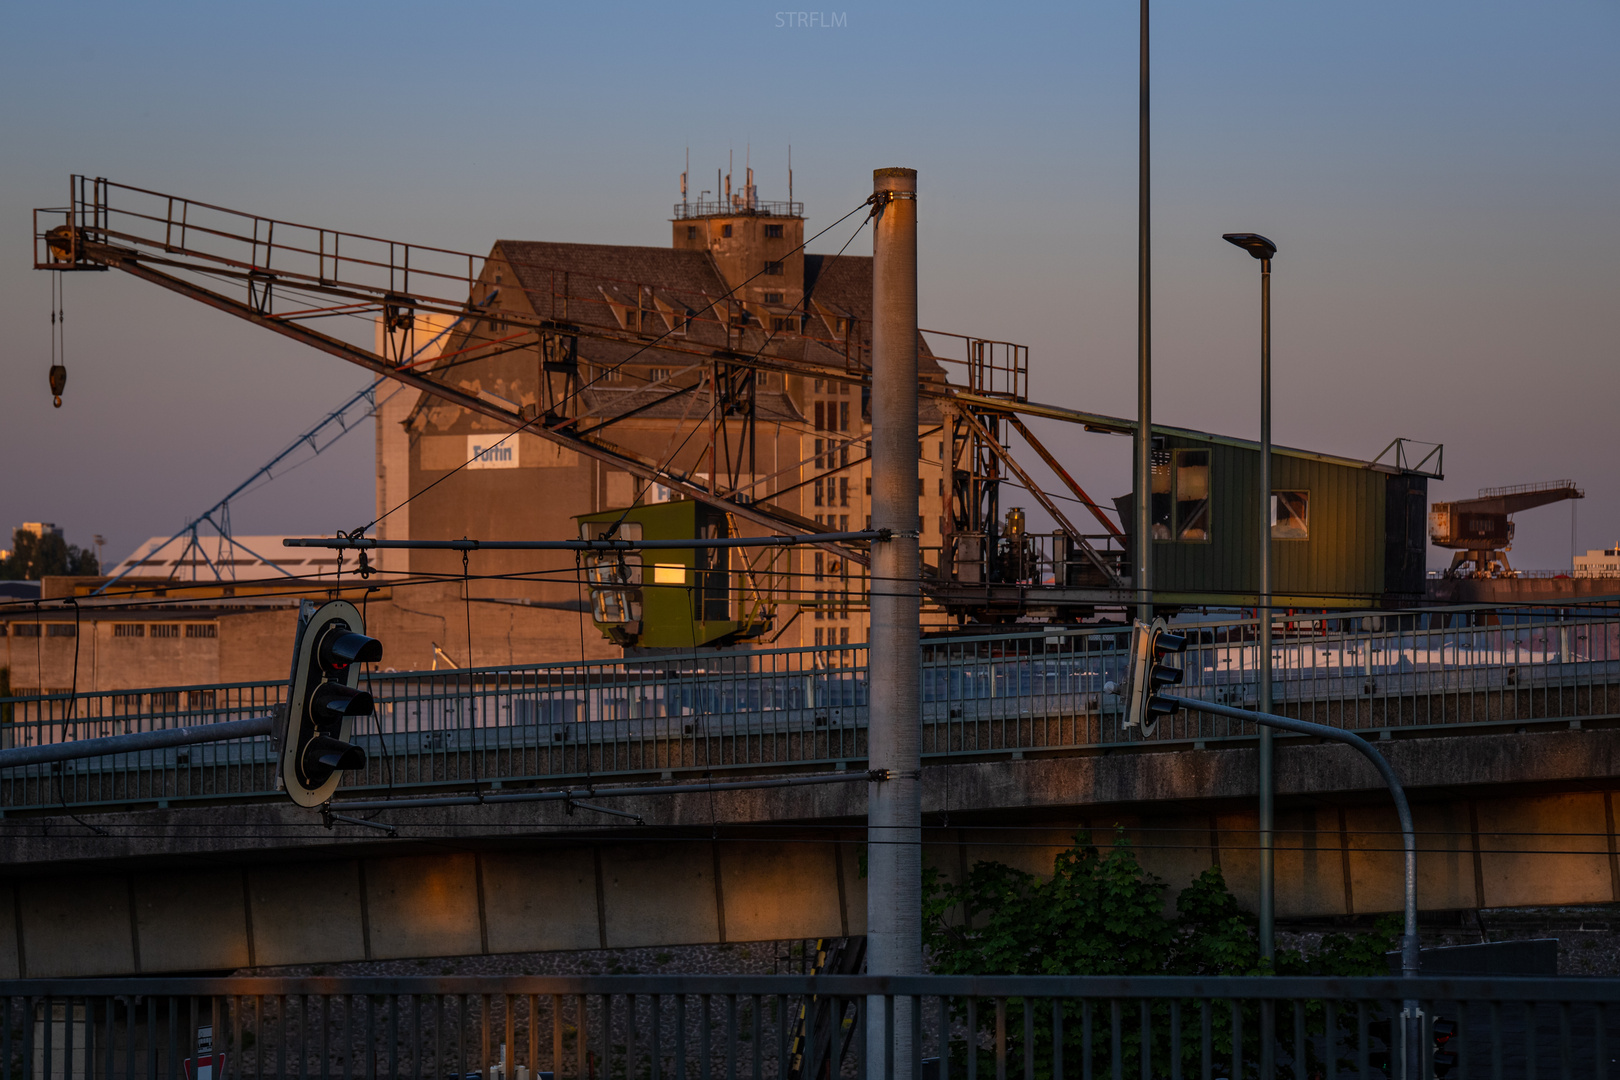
[1,837,861,978]
[4,785,1616,978]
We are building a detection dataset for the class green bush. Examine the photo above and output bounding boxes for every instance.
[922,829,1399,1078]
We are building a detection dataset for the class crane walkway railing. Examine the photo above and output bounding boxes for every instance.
[4,616,1619,811]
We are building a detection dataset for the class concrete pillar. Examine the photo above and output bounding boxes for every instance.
[867,166,922,1077]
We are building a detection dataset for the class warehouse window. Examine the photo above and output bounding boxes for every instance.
[186,624,218,639]
[114,624,145,638]
[47,624,76,637]
[1272,491,1310,540]
[12,623,40,637]
[151,624,181,639]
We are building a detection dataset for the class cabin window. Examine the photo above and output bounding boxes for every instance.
[1152,447,1212,542]
[1175,450,1210,541]
[1272,491,1310,540]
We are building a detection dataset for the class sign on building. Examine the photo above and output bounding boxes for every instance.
[467,435,519,469]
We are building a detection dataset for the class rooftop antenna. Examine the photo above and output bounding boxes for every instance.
[788,144,793,208]
[727,148,733,206]
[681,147,688,204]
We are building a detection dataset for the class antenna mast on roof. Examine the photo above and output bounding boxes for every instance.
[681,147,688,211]
[788,144,793,208]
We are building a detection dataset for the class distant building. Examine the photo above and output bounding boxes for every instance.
[1575,547,1620,577]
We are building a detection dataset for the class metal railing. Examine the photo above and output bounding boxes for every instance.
[4,612,1620,810]
[2,974,1614,1080]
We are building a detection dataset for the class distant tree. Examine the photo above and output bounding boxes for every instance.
[0,528,100,580]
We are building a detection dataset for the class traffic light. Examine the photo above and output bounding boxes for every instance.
[1366,1014,1456,1078]
[278,600,381,807]
[1126,617,1188,736]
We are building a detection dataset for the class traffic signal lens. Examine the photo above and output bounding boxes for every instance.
[300,734,368,783]
[311,682,376,721]
[319,630,383,672]
[1148,661,1181,689]
[1151,630,1188,657]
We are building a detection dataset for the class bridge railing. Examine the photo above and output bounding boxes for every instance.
[4,613,1619,810]
[2,973,1614,1079]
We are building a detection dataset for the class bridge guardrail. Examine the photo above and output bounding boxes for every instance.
[2,973,1615,1080]
[4,615,1619,810]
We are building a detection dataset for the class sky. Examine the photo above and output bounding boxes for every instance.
[1,0,1615,573]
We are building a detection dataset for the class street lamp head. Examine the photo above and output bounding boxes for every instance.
[1222,233,1277,260]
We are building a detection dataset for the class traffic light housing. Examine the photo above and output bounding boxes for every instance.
[1126,617,1188,736]
[278,600,381,807]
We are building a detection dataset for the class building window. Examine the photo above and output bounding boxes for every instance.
[764,292,783,303]
[765,224,784,238]
[814,401,826,431]
[186,624,218,639]
[839,401,849,431]
[152,691,180,711]
[772,317,791,332]
[687,225,698,239]
[46,624,76,637]
[1272,491,1310,540]
[1151,447,1212,542]
[840,478,850,507]
[114,623,145,638]
[12,623,40,637]
[814,552,825,581]
[1174,450,1211,541]
[866,476,872,495]
[189,689,217,709]
[763,261,784,276]
[649,367,670,383]
[814,478,825,507]
[151,624,181,639]
[722,224,732,238]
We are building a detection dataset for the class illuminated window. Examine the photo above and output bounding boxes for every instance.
[1272,491,1309,540]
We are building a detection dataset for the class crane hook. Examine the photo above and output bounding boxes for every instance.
[49,363,66,408]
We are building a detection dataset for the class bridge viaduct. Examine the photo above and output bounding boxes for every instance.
[3,620,1619,977]
[2,723,1619,978]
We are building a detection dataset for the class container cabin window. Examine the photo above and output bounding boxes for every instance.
[1272,491,1309,540]
[1151,447,1211,542]
[1175,450,1210,541]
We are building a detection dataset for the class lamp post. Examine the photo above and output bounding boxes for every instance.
[1222,232,1277,962]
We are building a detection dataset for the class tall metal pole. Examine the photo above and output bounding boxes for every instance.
[1258,256,1275,962]
[1134,0,1153,623]
[867,166,922,1080]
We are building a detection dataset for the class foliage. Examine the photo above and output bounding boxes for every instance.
[922,830,1401,1079]
[0,528,99,580]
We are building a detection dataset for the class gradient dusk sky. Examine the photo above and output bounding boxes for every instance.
[2,1,1615,572]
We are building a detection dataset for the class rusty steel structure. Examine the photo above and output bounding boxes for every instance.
[1430,479,1584,579]
[35,175,1147,622]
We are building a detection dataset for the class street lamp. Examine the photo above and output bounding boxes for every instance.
[1222,231,1278,963]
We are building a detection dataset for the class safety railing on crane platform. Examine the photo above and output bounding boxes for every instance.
[4,611,1620,811]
